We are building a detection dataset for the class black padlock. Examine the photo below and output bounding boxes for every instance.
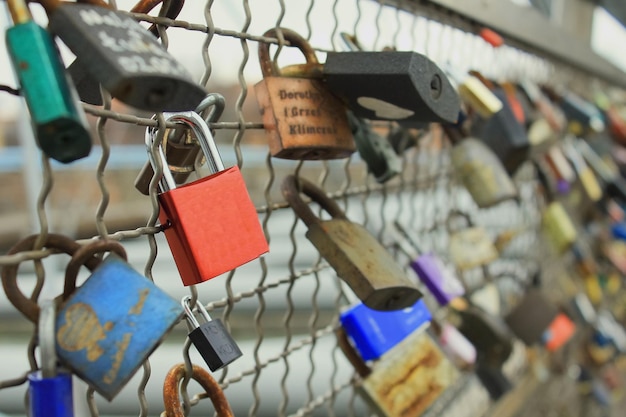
[47,2,206,111]
[322,51,460,124]
[182,296,242,372]
[542,87,605,136]
[470,87,531,175]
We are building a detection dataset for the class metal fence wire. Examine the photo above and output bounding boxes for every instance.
[0,0,619,416]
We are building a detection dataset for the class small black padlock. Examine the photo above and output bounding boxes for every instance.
[470,87,531,175]
[47,2,206,111]
[182,296,242,372]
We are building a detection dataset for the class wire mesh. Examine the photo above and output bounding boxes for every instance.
[0,0,615,416]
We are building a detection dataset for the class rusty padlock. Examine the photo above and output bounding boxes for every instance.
[135,93,225,196]
[281,175,421,311]
[163,363,234,417]
[336,326,458,417]
[1,234,92,323]
[254,28,355,160]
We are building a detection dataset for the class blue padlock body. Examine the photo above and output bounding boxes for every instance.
[339,298,431,361]
[611,222,626,241]
[55,254,182,400]
[29,370,73,417]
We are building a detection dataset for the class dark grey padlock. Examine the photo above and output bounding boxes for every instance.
[322,51,460,124]
[48,3,206,112]
[470,88,531,175]
[182,296,242,372]
[347,111,401,183]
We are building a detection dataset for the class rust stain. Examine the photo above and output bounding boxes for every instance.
[365,337,452,417]
[129,288,150,315]
[103,332,132,385]
[57,303,108,362]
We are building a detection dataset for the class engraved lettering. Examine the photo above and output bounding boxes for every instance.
[278,89,323,102]
[288,124,338,135]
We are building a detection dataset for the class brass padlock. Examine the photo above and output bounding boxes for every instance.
[254,28,355,160]
[535,162,577,253]
[445,67,502,119]
[444,124,518,209]
[336,326,458,417]
[281,175,421,311]
[447,211,499,270]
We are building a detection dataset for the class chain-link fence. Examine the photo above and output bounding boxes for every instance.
[0,0,621,416]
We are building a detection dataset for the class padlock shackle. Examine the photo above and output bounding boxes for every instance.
[335,328,371,378]
[146,110,225,192]
[281,175,348,227]
[196,93,226,125]
[163,363,234,417]
[182,296,202,329]
[445,210,474,233]
[63,239,127,301]
[258,27,319,79]
[38,299,57,378]
[1,234,100,323]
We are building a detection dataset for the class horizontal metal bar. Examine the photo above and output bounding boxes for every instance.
[391,0,626,88]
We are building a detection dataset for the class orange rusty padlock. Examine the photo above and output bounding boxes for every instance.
[254,27,355,160]
[146,109,269,286]
[163,363,234,417]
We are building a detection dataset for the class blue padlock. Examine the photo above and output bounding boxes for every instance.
[55,240,183,400]
[29,299,74,417]
[339,298,431,361]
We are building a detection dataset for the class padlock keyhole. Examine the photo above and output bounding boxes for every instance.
[147,87,170,108]
[430,74,442,99]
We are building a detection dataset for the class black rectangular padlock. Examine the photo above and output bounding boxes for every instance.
[323,51,460,124]
[470,87,531,175]
[47,3,206,112]
[182,296,242,372]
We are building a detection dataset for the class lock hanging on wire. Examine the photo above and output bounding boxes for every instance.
[5,0,92,163]
[182,296,242,372]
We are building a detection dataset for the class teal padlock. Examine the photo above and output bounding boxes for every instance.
[5,0,91,163]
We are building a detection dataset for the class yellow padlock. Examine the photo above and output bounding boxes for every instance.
[542,201,577,253]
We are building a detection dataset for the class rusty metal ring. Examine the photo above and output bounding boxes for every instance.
[163,363,234,417]
[63,240,127,301]
[1,234,99,323]
[131,0,186,37]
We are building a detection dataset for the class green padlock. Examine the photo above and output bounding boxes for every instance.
[5,0,91,163]
[347,111,402,183]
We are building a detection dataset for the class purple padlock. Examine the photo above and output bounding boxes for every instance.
[392,221,465,306]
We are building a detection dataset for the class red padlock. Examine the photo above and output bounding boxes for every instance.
[146,109,269,286]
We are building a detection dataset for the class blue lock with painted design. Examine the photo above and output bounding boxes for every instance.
[55,240,182,400]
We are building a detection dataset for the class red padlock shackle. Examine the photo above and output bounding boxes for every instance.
[1,234,100,323]
[63,239,127,300]
[163,363,234,417]
[281,175,348,227]
[258,27,320,79]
